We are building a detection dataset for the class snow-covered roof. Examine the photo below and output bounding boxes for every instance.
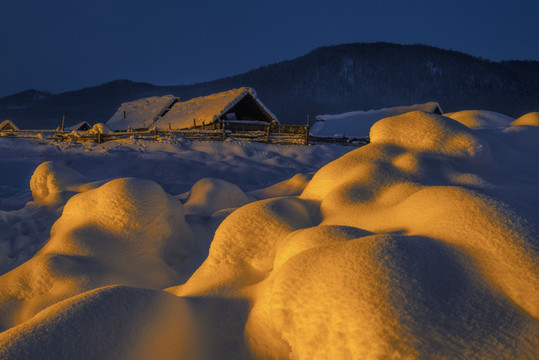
[107,95,177,131]
[311,102,442,138]
[152,87,278,130]
[0,120,19,131]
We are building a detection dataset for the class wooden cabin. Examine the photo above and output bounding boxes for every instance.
[65,121,92,132]
[0,120,19,131]
[151,87,279,131]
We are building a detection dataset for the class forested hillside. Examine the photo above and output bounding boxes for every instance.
[1,43,538,128]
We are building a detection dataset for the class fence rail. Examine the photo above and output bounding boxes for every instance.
[0,126,368,146]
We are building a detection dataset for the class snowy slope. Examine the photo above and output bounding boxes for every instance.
[0,111,538,359]
[107,95,177,130]
[311,102,442,138]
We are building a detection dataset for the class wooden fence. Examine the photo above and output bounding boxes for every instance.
[189,121,308,135]
[0,126,368,146]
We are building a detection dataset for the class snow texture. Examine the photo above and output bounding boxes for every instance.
[0,110,538,359]
[311,102,441,138]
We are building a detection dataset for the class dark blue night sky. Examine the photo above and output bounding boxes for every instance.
[1,0,538,97]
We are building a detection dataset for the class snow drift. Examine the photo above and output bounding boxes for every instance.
[0,110,538,359]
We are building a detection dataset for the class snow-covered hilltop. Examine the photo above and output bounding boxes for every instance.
[0,109,537,358]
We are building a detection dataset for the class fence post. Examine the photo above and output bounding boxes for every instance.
[153,128,158,141]
[61,115,65,132]
[97,132,101,144]
[265,124,270,143]
[305,115,310,146]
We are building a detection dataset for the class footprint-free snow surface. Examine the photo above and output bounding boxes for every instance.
[0,111,538,359]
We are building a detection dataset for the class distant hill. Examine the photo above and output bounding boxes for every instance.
[0,89,52,108]
[1,42,538,128]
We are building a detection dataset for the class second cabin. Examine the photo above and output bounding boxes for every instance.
[0,120,19,131]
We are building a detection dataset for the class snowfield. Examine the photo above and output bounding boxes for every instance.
[0,110,538,359]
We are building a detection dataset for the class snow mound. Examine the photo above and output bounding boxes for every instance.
[0,286,206,360]
[273,224,372,270]
[1,109,538,358]
[172,197,319,296]
[512,112,539,126]
[183,178,251,216]
[30,161,89,205]
[248,173,311,199]
[177,110,535,358]
[248,234,537,359]
[369,111,490,164]
[243,111,539,358]
[0,178,195,330]
[29,161,108,206]
[87,123,113,135]
[444,110,514,129]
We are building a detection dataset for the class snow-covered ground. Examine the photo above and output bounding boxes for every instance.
[0,137,350,275]
[0,110,538,359]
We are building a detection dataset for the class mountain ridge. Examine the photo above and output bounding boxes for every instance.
[1,42,538,128]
